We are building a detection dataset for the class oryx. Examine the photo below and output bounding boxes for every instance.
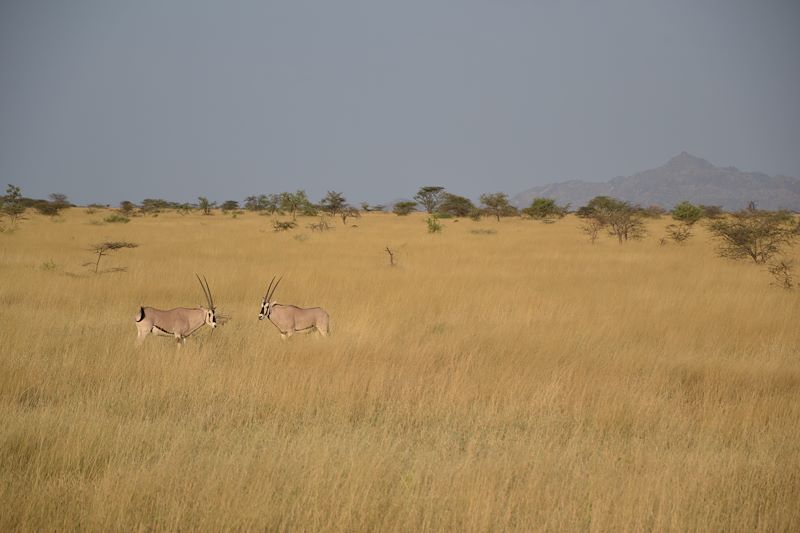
[135,274,217,345]
[258,277,330,339]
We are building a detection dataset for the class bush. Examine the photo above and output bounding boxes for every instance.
[104,214,130,224]
[393,201,417,216]
[665,223,693,244]
[522,197,568,221]
[426,216,442,233]
[708,209,796,263]
[671,201,704,225]
[273,220,297,232]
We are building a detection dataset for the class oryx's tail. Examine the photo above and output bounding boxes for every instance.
[135,307,145,322]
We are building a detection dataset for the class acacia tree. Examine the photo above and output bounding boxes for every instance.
[578,196,645,243]
[439,193,476,217]
[220,200,239,213]
[320,191,347,219]
[340,206,361,225]
[480,192,516,221]
[522,197,568,221]
[280,190,313,220]
[414,186,446,214]
[88,241,138,273]
[245,194,281,213]
[198,197,216,215]
[393,201,417,216]
[708,208,796,264]
[2,184,26,228]
[119,201,136,215]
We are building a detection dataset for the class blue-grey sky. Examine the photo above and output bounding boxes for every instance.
[1,0,798,206]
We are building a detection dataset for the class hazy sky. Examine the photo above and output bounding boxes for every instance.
[1,0,798,205]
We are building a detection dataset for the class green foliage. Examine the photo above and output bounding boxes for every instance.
[522,197,568,221]
[665,223,693,244]
[244,194,281,213]
[700,205,724,219]
[439,193,476,217]
[708,209,796,263]
[34,193,71,217]
[2,184,26,228]
[273,220,298,232]
[34,202,61,216]
[320,191,347,216]
[578,196,645,243]
[576,196,628,218]
[671,201,704,225]
[88,241,138,273]
[141,198,173,214]
[479,192,516,221]
[279,190,314,219]
[414,186,446,214]
[119,201,136,215]
[426,215,442,233]
[220,200,240,212]
[198,197,216,215]
[393,201,417,216]
[104,214,130,224]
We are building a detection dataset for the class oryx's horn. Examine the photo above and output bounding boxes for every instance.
[268,276,282,303]
[196,273,213,309]
[264,276,276,300]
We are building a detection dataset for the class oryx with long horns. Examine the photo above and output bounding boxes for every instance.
[135,274,218,345]
[258,277,330,339]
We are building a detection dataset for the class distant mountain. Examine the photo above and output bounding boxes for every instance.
[511,152,800,211]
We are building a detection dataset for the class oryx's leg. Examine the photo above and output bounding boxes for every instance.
[135,323,149,346]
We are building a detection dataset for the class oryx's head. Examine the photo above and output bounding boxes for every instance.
[196,274,217,328]
[259,276,281,320]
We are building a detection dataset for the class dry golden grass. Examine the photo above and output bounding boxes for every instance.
[1,208,799,531]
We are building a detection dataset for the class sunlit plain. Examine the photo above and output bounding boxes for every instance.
[1,209,798,531]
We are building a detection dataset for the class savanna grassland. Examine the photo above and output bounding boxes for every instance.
[1,208,799,532]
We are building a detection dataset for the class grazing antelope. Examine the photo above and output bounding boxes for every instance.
[258,277,330,339]
[135,274,217,345]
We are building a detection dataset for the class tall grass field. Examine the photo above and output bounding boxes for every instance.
[1,209,798,531]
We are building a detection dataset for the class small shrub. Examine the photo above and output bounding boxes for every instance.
[273,220,297,232]
[665,223,693,244]
[768,260,794,290]
[104,214,130,224]
[672,201,704,225]
[580,219,604,244]
[426,216,442,234]
[40,259,57,271]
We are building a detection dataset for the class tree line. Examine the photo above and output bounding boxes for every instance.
[2,184,798,279]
